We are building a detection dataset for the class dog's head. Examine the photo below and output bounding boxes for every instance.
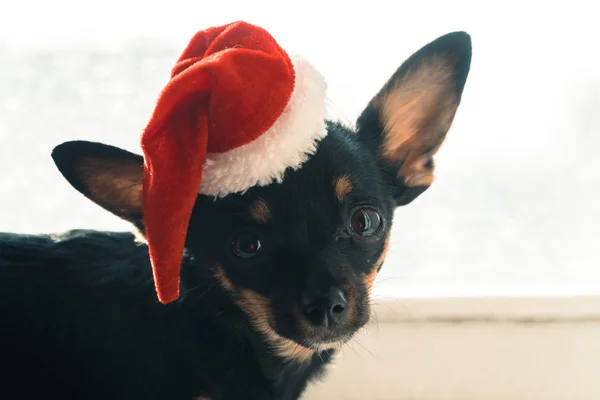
[51,32,471,360]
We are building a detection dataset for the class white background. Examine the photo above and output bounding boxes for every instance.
[1,0,598,297]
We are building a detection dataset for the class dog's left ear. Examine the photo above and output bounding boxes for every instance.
[51,140,145,225]
[356,32,472,206]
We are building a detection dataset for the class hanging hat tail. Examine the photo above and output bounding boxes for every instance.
[140,28,219,304]
[141,99,210,304]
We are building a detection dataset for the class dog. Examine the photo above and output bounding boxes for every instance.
[0,30,471,400]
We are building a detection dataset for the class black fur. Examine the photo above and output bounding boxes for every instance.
[0,229,331,399]
[0,32,472,400]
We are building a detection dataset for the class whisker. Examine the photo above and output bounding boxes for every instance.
[353,337,380,361]
[344,340,367,363]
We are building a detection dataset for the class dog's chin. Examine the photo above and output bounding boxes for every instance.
[306,336,353,352]
[272,307,370,352]
[291,331,356,352]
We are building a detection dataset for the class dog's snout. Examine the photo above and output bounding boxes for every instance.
[300,289,348,328]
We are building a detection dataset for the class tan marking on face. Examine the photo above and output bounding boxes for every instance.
[213,265,235,293]
[249,199,271,223]
[365,237,390,293]
[212,266,314,363]
[240,289,314,362]
[334,175,353,202]
[376,57,458,187]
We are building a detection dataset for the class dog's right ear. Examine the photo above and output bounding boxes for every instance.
[356,31,472,206]
[51,141,145,225]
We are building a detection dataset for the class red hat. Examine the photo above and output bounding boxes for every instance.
[140,21,328,304]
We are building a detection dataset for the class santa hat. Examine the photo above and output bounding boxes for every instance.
[140,21,328,304]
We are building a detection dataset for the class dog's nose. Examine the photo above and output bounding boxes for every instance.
[301,289,348,328]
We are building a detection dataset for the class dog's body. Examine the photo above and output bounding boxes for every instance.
[0,229,329,400]
[0,32,471,400]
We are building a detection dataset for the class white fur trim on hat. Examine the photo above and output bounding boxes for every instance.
[198,56,328,198]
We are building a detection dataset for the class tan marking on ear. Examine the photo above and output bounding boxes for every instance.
[78,157,143,214]
[376,57,458,187]
[365,237,390,293]
[249,199,271,223]
[334,175,353,202]
[212,266,314,363]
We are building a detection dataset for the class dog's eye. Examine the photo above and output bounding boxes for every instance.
[231,232,263,260]
[350,208,383,237]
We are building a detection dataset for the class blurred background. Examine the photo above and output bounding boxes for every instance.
[1,0,598,298]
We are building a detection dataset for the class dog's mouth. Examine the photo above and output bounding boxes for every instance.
[271,307,369,353]
[300,334,354,352]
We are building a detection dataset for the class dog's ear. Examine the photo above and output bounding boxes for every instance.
[51,141,145,224]
[356,32,472,206]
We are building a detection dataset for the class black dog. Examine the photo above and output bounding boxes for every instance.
[0,31,471,400]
